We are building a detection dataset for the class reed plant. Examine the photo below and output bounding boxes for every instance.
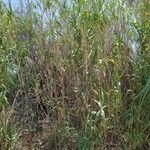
[0,0,149,149]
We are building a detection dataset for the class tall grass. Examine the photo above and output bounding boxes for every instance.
[0,0,149,149]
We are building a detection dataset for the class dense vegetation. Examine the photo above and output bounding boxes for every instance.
[0,0,149,149]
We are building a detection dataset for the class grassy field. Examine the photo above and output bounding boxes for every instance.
[0,0,149,149]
